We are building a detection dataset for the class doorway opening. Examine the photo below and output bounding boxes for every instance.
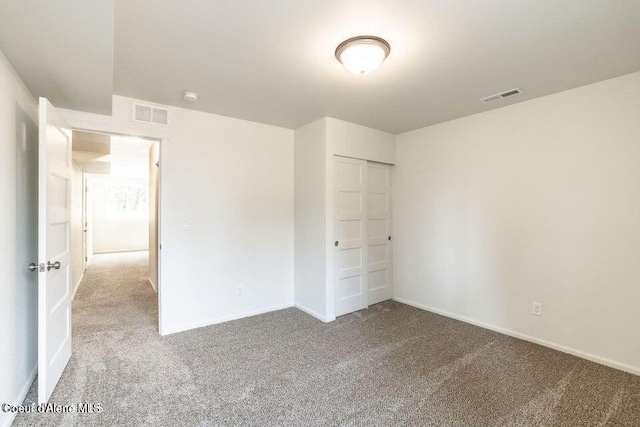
[71,130,160,304]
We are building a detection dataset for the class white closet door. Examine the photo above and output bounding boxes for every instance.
[367,162,392,305]
[334,156,368,317]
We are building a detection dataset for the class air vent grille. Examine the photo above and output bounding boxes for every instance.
[480,88,524,104]
[132,103,171,126]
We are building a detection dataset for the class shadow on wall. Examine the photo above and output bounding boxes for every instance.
[13,101,38,403]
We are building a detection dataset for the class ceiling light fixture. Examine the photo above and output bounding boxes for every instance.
[182,91,199,103]
[335,36,391,75]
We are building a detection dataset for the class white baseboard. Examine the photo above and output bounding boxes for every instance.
[93,249,149,254]
[294,302,329,322]
[72,273,84,301]
[147,278,157,293]
[393,297,640,377]
[161,303,295,336]
[1,363,37,427]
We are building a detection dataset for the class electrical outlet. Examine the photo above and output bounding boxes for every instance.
[182,218,190,230]
[532,302,543,316]
[237,284,244,296]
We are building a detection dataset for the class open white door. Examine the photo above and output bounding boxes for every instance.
[38,98,73,403]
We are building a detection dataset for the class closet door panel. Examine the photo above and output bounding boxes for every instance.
[368,162,392,305]
[334,156,368,317]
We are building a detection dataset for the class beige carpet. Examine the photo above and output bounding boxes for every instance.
[15,252,640,426]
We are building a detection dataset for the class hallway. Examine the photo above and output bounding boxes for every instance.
[73,252,156,334]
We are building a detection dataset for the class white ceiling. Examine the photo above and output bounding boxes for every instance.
[2,1,640,133]
[0,0,114,114]
[114,0,640,133]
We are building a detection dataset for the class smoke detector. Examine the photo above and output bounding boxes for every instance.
[182,91,199,103]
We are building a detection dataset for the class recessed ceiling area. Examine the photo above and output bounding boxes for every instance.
[72,131,153,178]
[2,1,640,133]
[72,131,112,175]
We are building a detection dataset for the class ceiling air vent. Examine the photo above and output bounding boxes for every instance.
[480,88,524,104]
[132,103,171,126]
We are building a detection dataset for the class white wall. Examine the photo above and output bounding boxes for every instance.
[394,71,640,375]
[293,117,395,321]
[162,107,294,333]
[70,163,85,297]
[0,49,38,427]
[294,118,327,320]
[91,178,149,253]
[148,142,159,292]
[60,95,295,335]
[326,117,396,164]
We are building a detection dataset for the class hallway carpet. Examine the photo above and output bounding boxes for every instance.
[15,252,640,426]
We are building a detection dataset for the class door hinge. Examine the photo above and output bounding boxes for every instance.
[39,263,45,272]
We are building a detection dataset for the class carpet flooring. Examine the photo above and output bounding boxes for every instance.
[15,252,640,426]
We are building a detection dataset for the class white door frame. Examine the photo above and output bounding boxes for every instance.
[81,172,86,271]
[83,176,93,266]
[71,126,166,335]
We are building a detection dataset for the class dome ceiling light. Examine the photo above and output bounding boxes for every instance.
[335,36,391,75]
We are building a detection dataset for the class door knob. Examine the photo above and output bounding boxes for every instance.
[28,263,38,272]
[334,241,339,247]
[47,261,61,271]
